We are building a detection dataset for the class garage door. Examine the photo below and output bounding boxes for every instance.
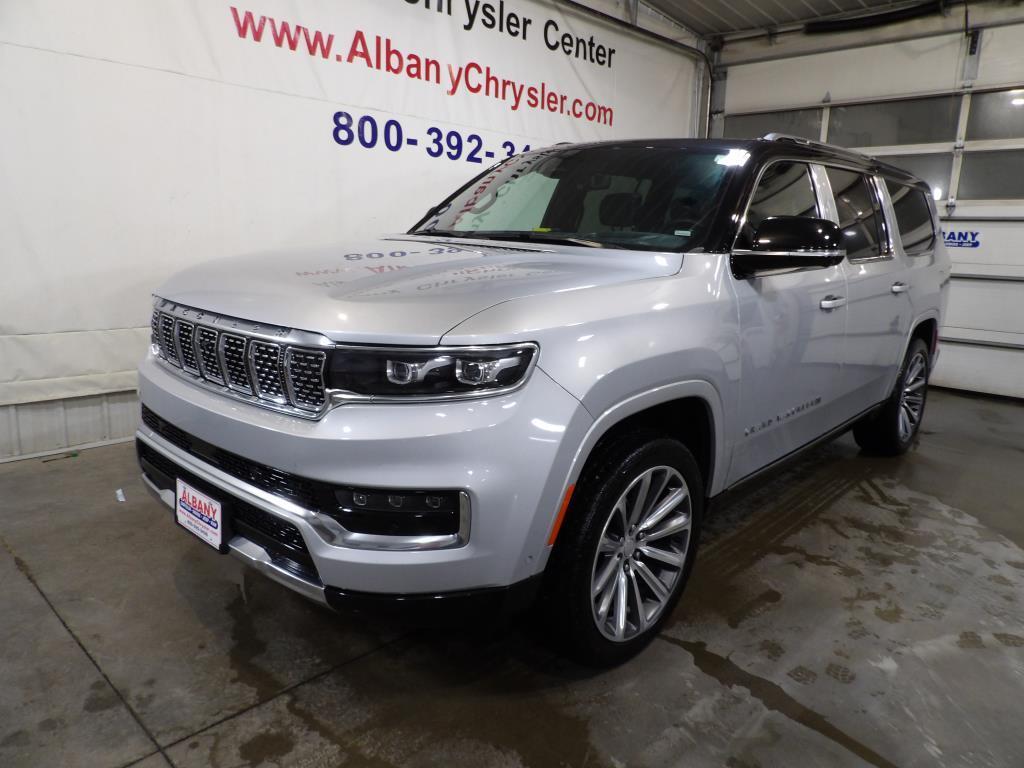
[720,61,1024,399]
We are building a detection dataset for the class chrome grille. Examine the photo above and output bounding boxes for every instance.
[250,342,286,401]
[151,303,330,417]
[286,350,327,410]
[159,314,180,367]
[175,321,199,374]
[221,334,252,393]
[195,327,224,384]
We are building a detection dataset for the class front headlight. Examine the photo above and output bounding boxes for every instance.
[327,343,538,402]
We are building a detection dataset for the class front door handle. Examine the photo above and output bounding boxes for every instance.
[820,295,847,311]
[891,282,909,294]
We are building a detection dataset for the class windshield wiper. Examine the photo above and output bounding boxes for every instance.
[408,230,603,248]
[466,232,604,249]
[408,229,473,238]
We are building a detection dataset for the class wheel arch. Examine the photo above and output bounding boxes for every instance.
[910,315,939,357]
[546,380,726,549]
[881,311,940,395]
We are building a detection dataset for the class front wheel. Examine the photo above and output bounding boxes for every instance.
[853,338,930,455]
[543,435,703,666]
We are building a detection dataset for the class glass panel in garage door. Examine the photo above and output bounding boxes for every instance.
[959,150,1024,199]
[879,153,952,201]
[828,95,960,147]
[966,89,1024,140]
[723,109,821,140]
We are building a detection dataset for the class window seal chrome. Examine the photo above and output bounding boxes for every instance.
[730,156,825,255]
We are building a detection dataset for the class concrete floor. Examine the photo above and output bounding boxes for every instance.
[1,388,1022,768]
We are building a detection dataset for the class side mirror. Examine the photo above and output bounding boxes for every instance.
[731,216,846,277]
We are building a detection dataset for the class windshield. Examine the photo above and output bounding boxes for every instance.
[409,145,740,252]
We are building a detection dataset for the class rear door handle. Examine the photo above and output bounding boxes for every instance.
[820,295,847,311]
[891,282,909,294]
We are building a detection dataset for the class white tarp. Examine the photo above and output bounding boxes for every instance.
[0,0,698,405]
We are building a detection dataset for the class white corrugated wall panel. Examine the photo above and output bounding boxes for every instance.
[106,392,140,440]
[0,392,140,463]
[15,401,67,455]
[64,394,111,446]
[0,406,16,460]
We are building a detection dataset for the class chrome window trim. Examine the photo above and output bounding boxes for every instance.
[823,165,894,264]
[730,248,845,260]
[137,428,471,551]
[730,157,824,254]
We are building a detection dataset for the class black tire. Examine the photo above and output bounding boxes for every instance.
[853,338,930,456]
[542,432,704,667]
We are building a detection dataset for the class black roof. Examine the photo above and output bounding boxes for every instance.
[546,136,926,190]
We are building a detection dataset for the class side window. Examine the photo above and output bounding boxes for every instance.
[826,167,885,261]
[736,161,819,249]
[884,180,936,256]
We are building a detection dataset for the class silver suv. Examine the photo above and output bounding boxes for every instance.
[138,135,950,664]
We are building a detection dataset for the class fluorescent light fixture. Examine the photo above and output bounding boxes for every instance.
[932,186,943,201]
[1012,98,1024,107]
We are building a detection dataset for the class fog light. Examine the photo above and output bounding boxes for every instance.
[333,488,463,537]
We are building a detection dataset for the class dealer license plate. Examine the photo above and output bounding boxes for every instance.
[175,479,224,550]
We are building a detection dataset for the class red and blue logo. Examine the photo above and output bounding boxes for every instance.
[179,488,219,529]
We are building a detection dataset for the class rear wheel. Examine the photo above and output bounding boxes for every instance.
[853,338,930,455]
[544,434,703,666]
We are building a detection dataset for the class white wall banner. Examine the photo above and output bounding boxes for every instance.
[0,0,698,406]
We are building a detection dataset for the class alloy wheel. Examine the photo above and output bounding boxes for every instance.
[899,351,928,442]
[590,465,692,642]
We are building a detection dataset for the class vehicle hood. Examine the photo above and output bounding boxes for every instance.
[156,236,683,344]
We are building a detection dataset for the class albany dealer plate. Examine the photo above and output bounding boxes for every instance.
[175,479,223,550]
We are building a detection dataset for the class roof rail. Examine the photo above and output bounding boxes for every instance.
[761,132,830,148]
[760,132,878,161]
[759,132,925,185]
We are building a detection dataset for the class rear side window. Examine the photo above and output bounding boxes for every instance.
[826,167,885,261]
[736,161,819,249]
[885,180,936,255]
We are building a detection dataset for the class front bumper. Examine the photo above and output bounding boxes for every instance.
[137,352,591,597]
